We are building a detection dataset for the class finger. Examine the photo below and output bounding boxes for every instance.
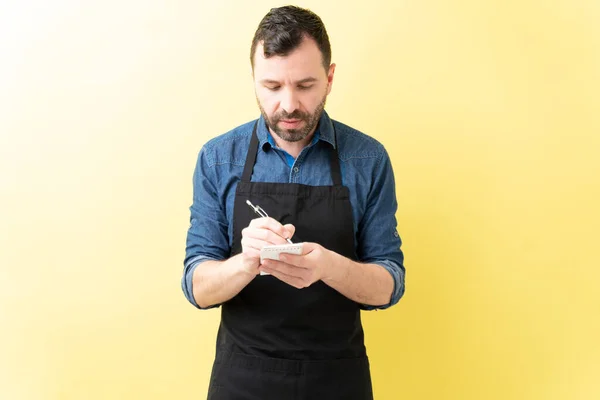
[278,242,319,267]
[242,247,261,259]
[243,227,289,245]
[249,217,290,240]
[282,223,295,239]
[241,236,271,251]
[260,265,307,289]
[262,259,306,277]
[277,253,308,268]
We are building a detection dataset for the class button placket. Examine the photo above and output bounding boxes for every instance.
[290,163,300,183]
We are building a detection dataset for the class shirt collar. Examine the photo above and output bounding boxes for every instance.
[257,110,336,151]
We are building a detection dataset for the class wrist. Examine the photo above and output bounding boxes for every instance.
[321,250,347,283]
[232,253,260,277]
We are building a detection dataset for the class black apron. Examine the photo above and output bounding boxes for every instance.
[207,122,373,400]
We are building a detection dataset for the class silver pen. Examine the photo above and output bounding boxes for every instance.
[246,200,294,244]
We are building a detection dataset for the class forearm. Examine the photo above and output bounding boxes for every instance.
[322,251,394,307]
[192,254,256,308]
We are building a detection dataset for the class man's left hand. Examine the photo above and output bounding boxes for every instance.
[259,242,333,288]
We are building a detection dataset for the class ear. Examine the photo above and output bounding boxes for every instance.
[326,63,336,95]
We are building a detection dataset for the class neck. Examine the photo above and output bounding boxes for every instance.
[270,128,316,159]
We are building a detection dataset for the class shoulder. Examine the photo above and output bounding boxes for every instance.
[200,119,257,167]
[331,119,387,162]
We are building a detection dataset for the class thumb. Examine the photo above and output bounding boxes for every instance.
[282,223,296,239]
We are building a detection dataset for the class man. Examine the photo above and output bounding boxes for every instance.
[182,5,405,400]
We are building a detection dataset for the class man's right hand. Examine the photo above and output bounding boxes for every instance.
[191,217,296,308]
[240,217,295,275]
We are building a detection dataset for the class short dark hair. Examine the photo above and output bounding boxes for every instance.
[250,6,331,71]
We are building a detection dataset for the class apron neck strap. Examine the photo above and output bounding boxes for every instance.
[241,121,342,186]
[241,122,260,182]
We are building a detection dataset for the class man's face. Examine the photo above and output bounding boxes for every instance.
[253,37,335,143]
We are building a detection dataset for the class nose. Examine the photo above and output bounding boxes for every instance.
[279,88,299,114]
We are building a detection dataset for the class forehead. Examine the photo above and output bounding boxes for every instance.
[253,37,326,80]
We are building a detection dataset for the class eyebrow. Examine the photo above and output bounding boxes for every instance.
[260,77,318,85]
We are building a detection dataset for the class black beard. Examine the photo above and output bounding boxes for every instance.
[258,95,327,143]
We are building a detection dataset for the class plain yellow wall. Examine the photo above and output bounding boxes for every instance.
[1,1,599,399]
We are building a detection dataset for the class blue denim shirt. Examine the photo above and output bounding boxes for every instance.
[182,111,405,310]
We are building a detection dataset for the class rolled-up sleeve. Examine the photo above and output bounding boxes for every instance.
[181,146,230,309]
[356,147,406,310]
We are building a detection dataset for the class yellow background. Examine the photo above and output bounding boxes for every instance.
[1,1,598,399]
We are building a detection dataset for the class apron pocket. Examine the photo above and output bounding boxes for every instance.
[208,351,302,400]
[301,356,373,400]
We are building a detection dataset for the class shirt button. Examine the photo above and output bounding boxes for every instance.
[293,167,299,173]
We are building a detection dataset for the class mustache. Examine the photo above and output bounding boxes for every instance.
[273,111,308,121]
